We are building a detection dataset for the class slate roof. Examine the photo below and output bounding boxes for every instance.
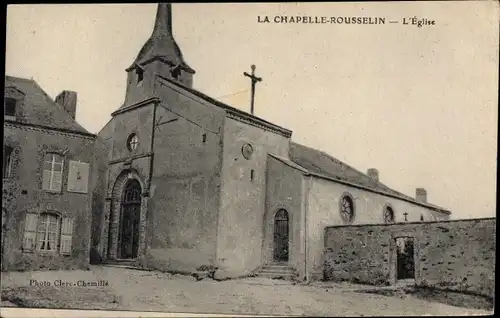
[4,76,92,136]
[287,142,451,214]
[127,3,194,73]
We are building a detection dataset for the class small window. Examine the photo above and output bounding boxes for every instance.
[339,193,355,224]
[202,134,207,143]
[3,146,13,179]
[136,68,144,85]
[170,65,181,80]
[42,153,64,192]
[127,134,139,151]
[383,205,395,224]
[250,169,255,181]
[420,215,424,221]
[5,98,16,116]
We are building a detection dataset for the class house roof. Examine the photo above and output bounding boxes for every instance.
[285,142,451,214]
[4,75,92,136]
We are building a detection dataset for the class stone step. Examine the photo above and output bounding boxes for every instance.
[257,264,297,280]
[257,271,295,279]
[260,265,295,273]
[260,269,295,276]
[104,259,137,267]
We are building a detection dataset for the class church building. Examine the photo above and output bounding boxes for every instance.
[89,3,451,281]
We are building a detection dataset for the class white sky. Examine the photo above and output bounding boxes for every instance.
[5,2,499,219]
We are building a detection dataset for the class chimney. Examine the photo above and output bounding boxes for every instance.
[55,90,77,119]
[416,188,427,202]
[367,168,379,181]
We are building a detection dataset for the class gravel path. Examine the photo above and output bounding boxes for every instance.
[1,266,492,316]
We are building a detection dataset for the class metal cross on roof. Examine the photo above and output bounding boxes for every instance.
[243,64,263,116]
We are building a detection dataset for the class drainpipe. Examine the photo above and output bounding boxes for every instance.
[303,174,312,283]
[148,101,158,193]
[144,100,158,257]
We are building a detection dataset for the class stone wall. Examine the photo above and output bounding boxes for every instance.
[3,124,95,271]
[97,102,155,261]
[323,218,496,298]
[307,176,450,280]
[217,117,290,275]
[90,121,113,254]
[144,80,225,272]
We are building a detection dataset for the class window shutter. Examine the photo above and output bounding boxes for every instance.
[22,213,39,252]
[60,217,73,255]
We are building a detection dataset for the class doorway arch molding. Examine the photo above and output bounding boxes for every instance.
[104,168,148,260]
[108,168,147,199]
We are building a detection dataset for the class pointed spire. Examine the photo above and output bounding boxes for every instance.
[153,3,173,38]
[128,3,194,74]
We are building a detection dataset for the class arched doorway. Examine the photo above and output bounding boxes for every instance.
[273,209,289,263]
[118,179,141,259]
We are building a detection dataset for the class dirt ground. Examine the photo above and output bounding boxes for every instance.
[0,266,493,316]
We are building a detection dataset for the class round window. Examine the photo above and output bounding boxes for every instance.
[127,133,139,151]
[340,194,355,223]
[241,143,254,160]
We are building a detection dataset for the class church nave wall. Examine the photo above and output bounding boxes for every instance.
[305,176,450,280]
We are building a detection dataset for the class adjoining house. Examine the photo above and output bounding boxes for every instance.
[2,76,95,271]
[89,3,450,281]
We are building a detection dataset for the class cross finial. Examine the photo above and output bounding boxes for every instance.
[243,64,263,115]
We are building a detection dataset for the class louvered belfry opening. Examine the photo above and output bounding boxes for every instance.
[273,209,290,263]
[119,179,142,259]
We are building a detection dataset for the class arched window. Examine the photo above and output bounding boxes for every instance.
[5,97,16,116]
[23,212,74,254]
[383,205,395,224]
[136,68,144,85]
[36,213,61,252]
[339,193,355,224]
[3,146,13,179]
[123,180,141,203]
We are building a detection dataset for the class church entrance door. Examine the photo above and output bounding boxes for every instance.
[118,179,141,259]
[273,209,289,263]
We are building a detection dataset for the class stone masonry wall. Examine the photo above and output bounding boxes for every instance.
[3,124,95,271]
[324,218,496,298]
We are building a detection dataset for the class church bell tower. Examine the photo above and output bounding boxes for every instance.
[122,3,195,107]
